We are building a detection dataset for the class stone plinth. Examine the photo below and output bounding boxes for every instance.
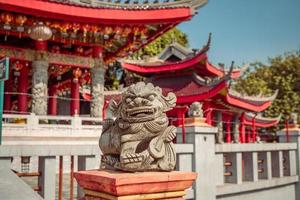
[184,117,210,127]
[74,170,197,200]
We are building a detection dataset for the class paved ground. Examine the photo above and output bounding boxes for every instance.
[22,174,78,200]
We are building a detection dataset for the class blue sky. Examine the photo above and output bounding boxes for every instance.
[178,0,300,67]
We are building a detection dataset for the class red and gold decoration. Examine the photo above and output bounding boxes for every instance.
[0,10,168,63]
[72,68,82,83]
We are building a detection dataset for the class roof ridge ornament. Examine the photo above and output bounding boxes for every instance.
[198,32,211,55]
[49,0,208,10]
[192,62,232,87]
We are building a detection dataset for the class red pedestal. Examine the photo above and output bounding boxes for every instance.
[74,170,197,200]
[18,67,28,113]
[70,80,80,116]
[48,86,57,115]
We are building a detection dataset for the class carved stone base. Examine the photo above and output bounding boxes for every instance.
[184,117,211,127]
[74,169,197,200]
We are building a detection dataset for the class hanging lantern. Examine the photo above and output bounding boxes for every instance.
[140,26,148,41]
[73,68,82,82]
[122,26,132,37]
[71,23,80,39]
[28,22,52,41]
[1,12,13,41]
[1,12,13,29]
[82,24,90,42]
[60,22,71,38]
[133,26,140,36]
[114,26,123,40]
[104,26,113,40]
[15,15,27,37]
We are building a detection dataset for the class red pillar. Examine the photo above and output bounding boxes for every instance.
[203,101,213,125]
[4,75,12,113]
[247,129,251,143]
[35,40,47,51]
[48,86,57,115]
[252,116,256,143]
[70,79,80,116]
[239,113,246,143]
[226,120,231,143]
[18,66,28,113]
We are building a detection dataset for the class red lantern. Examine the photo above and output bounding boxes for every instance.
[1,12,13,25]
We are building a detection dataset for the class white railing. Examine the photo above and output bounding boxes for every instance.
[2,113,102,129]
[0,143,195,200]
[215,143,298,197]
[2,114,103,145]
[1,124,299,200]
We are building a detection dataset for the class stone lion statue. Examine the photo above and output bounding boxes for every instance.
[99,82,177,172]
[188,102,203,118]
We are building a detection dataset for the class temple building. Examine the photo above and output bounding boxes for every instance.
[0,0,207,118]
[121,35,281,143]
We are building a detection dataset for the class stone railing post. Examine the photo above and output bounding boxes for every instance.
[278,126,300,199]
[27,113,38,129]
[72,114,81,130]
[38,156,56,200]
[179,125,217,200]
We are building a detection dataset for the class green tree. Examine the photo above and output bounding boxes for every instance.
[234,51,300,128]
[133,28,189,58]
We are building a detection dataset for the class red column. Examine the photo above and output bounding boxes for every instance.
[239,113,246,143]
[226,120,231,143]
[48,86,57,115]
[203,101,213,125]
[247,129,251,143]
[70,79,80,116]
[35,40,47,51]
[252,116,256,143]
[93,46,103,58]
[18,66,28,113]
[4,75,12,113]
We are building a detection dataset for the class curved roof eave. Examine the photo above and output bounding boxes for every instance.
[225,94,273,113]
[176,81,227,104]
[244,113,281,128]
[0,0,200,25]
[122,52,207,74]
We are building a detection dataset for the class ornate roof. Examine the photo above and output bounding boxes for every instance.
[48,0,208,12]
[149,73,227,104]
[228,89,278,103]
[121,34,248,78]
[192,61,233,87]
[224,89,279,112]
[0,0,207,24]
[244,112,281,128]
[0,0,209,63]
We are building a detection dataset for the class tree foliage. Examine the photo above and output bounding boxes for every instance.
[132,28,189,58]
[234,51,300,126]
